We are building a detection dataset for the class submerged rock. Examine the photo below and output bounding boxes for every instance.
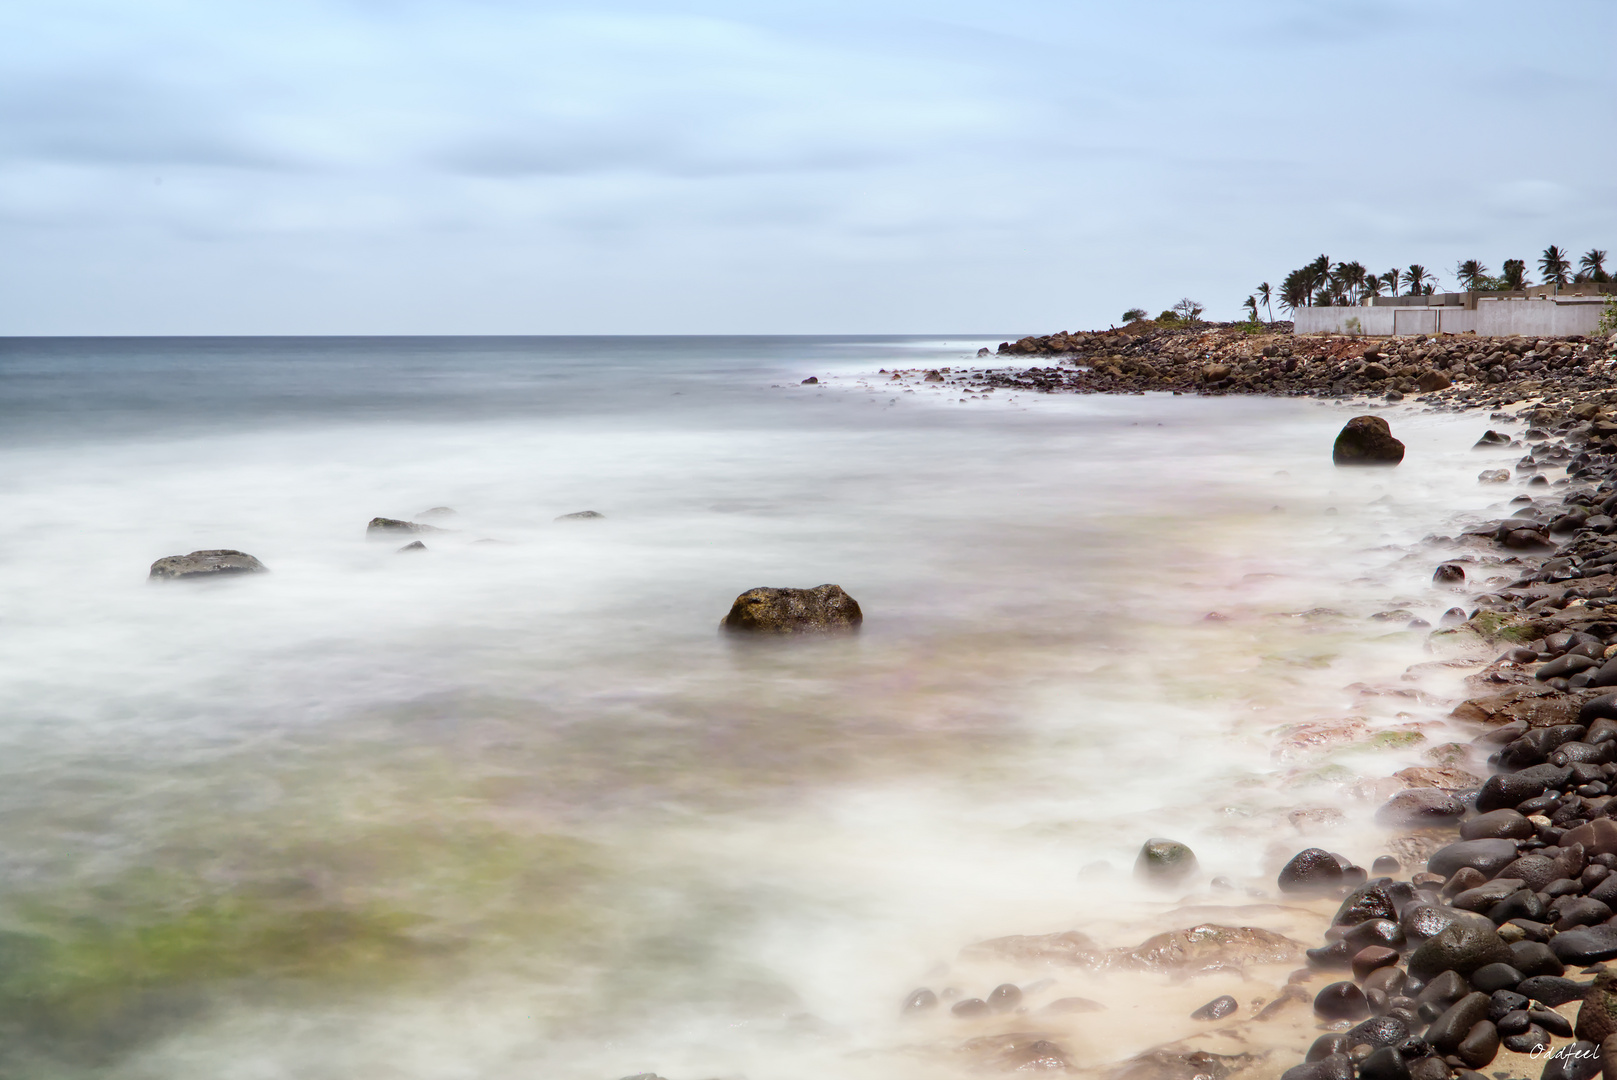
[555,510,605,521]
[1333,415,1405,466]
[366,517,445,536]
[1106,923,1304,974]
[1133,838,1198,885]
[721,585,862,635]
[148,549,268,581]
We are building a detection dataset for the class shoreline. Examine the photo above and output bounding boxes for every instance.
[848,327,1617,1078]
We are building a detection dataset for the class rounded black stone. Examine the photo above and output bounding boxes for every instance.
[1313,980,1369,1020]
[1190,994,1236,1020]
[1279,847,1344,893]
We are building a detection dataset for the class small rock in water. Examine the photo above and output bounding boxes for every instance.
[721,584,862,635]
[1190,994,1237,1020]
[801,376,818,384]
[1375,788,1465,827]
[1478,468,1510,483]
[1133,838,1198,885]
[148,549,268,581]
[1313,980,1369,1020]
[1433,563,1465,584]
[986,983,1021,1012]
[1333,415,1405,466]
[416,506,456,519]
[367,517,444,536]
[555,510,605,521]
[397,540,427,553]
[900,988,936,1014]
[1371,855,1401,875]
[950,997,989,1018]
[1278,848,1344,893]
[976,347,991,357]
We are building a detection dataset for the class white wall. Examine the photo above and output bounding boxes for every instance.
[1295,299,1605,337]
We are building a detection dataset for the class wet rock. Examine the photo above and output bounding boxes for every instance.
[954,1033,1071,1072]
[1280,1055,1354,1080]
[1551,924,1617,965]
[1520,974,1591,1006]
[1454,1019,1499,1068]
[1459,809,1535,841]
[1132,838,1198,885]
[1475,430,1511,447]
[1314,981,1370,1020]
[1037,996,1104,1014]
[1118,1048,1264,1080]
[1408,920,1513,980]
[1563,817,1617,855]
[1509,940,1564,977]
[800,376,818,384]
[986,983,1021,1012]
[415,506,456,519]
[1478,469,1510,483]
[1335,879,1415,926]
[396,540,427,553]
[555,510,605,520]
[1106,923,1305,974]
[901,988,937,1014]
[1401,903,1462,944]
[148,549,268,580]
[1576,970,1617,1042]
[1433,563,1466,583]
[1426,838,1524,878]
[1190,994,1237,1020]
[1344,1015,1409,1049]
[961,931,1101,969]
[1542,1041,1603,1080]
[1278,848,1344,893]
[1356,1046,1410,1080]
[720,584,862,635]
[950,997,989,1017]
[366,517,445,535]
[1376,789,1464,827]
[1425,991,1489,1052]
[1469,962,1524,993]
[1333,415,1406,466]
[1352,945,1400,980]
[1371,855,1402,875]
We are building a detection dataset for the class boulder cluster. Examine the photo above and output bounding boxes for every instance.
[965,324,1617,406]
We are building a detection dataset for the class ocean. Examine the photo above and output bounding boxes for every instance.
[0,335,1524,1078]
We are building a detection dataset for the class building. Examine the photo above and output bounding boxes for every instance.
[1294,282,1613,337]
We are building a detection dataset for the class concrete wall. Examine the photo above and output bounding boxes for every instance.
[1295,298,1606,337]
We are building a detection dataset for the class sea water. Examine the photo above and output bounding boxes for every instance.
[0,336,1528,1078]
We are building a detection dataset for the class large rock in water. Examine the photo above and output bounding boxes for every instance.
[1333,415,1406,466]
[148,549,268,580]
[721,585,862,635]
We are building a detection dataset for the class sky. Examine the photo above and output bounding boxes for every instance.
[2,0,1614,335]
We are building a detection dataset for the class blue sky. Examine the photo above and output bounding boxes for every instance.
[3,0,1613,334]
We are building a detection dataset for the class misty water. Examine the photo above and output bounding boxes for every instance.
[0,337,1526,1078]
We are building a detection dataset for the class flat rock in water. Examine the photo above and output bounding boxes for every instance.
[1105,923,1305,974]
[555,510,604,520]
[367,517,445,536]
[721,584,862,635]
[148,549,268,581]
[1333,415,1405,466]
[1375,788,1465,826]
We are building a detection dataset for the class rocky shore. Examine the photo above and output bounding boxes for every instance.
[886,323,1617,408]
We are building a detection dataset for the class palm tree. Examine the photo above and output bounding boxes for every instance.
[1362,274,1384,299]
[1501,259,1528,290]
[1455,259,1489,291]
[1540,245,1571,287]
[1383,270,1400,297]
[1243,295,1259,322]
[1402,264,1434,294]
[1278,270,1310,314]
[1580,249,1609,283]
[1257,282,1273,322]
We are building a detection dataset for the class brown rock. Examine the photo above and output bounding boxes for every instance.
[1395,765,1484,790]
[1417,370,1453,392]
[148,549,268,581]
[954,1033,1071,1072]
[720,584,863,635]
[1333,415,1405,466]
[1105,924,1305,975]
[1451,685,1583,728]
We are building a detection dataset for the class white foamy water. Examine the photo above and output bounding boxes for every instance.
[0,337,1530,1078]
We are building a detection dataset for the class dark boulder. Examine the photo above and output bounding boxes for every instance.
[149,549,268,580]
[1333,415,1405,466]
[1278,848,1344,893]
[1426,839,1521,879]
[1407,920,1513,980]
[721,585,863,635]
[1552,924,1617,965]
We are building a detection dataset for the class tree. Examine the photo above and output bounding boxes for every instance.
[1540,245,1571,287]
[1501,259,1528,290]
[1122,308,1148,323]
[1580,249,1610,283]
[1362,274,1384,299]
[1383,270,1400,296]
[1278,271,1310,314]
[1242,295,1259,322]
[1455,259,1490,291]
[1402,264,1434,294]
[1171,298,1205,323]
[1257,282,1273,322]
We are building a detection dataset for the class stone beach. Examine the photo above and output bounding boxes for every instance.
[854,321,1617,1079]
